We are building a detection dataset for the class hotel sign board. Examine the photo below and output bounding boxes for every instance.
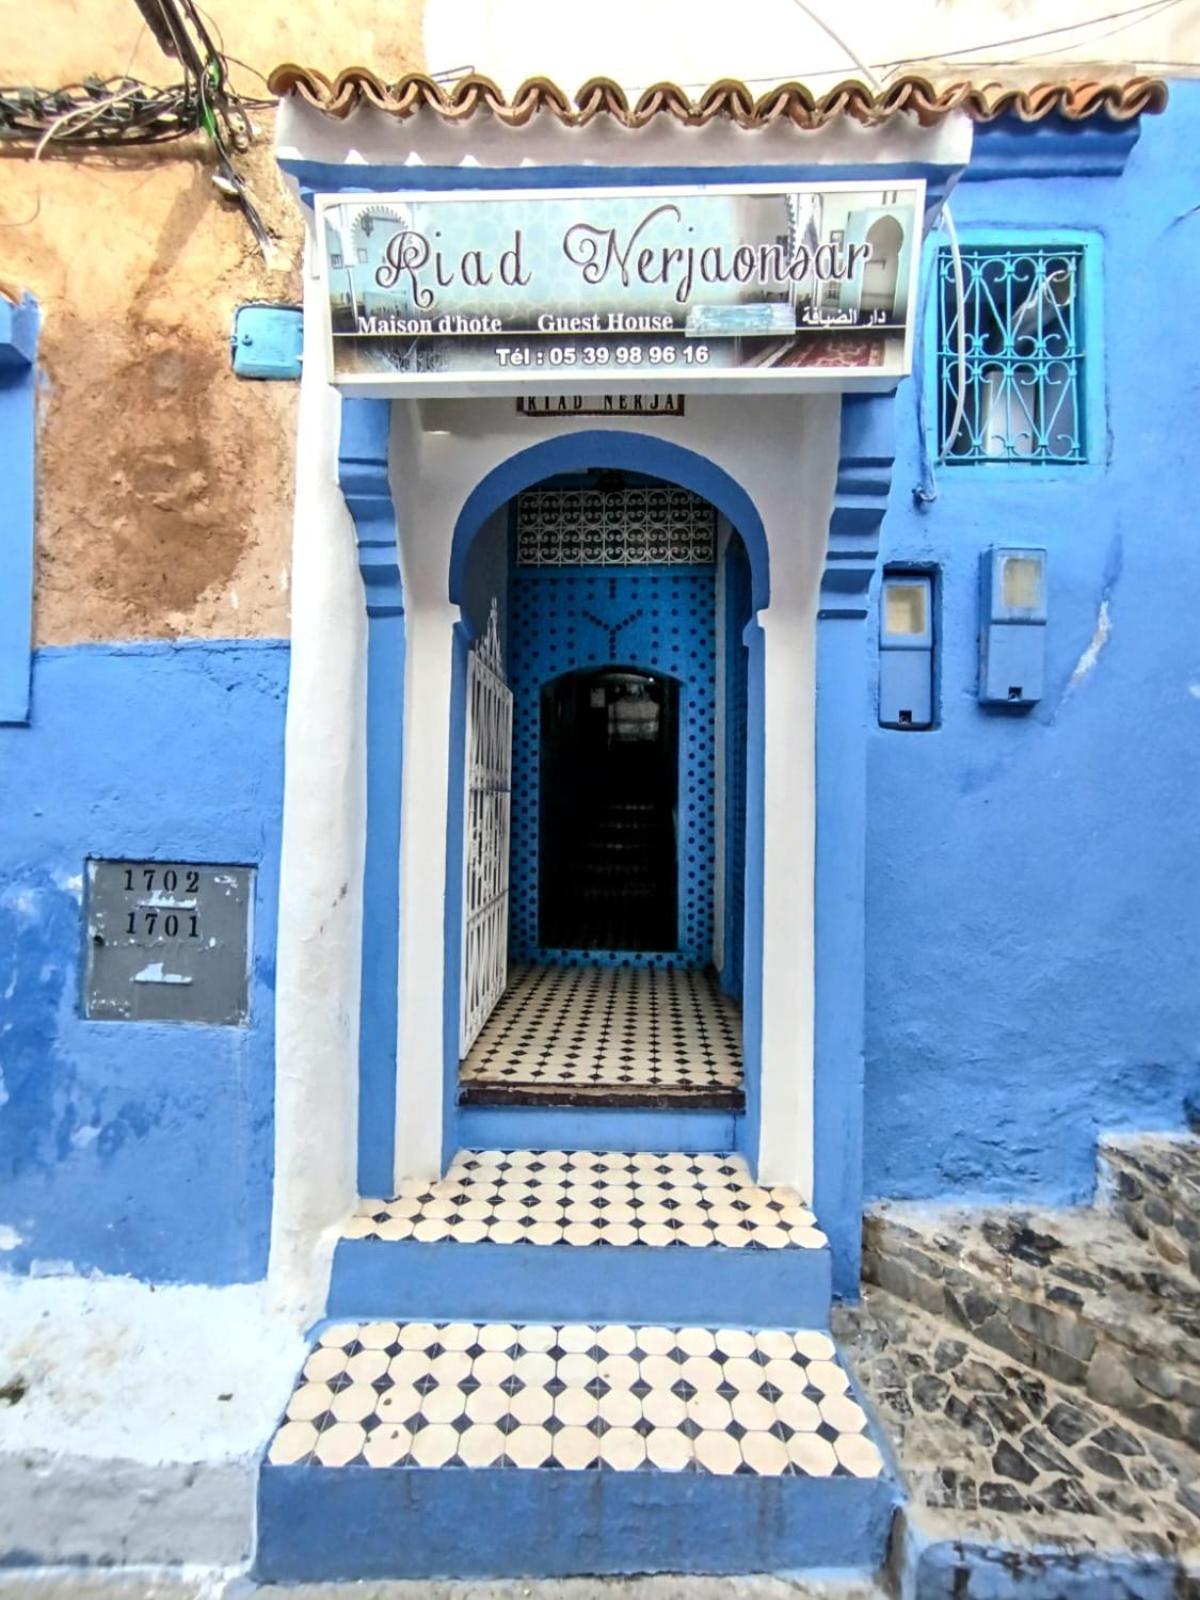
[316,180,925,397]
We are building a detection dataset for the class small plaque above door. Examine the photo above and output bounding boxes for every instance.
[516,394,685,417]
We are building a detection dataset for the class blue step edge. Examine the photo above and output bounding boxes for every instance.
[326,1233,833,1328]
[254,1457,899,1581]
[453,1102,742,1152]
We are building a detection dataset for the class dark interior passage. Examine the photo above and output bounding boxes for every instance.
[539,668,679,952]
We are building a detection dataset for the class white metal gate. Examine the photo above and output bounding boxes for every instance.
[460,599,513,1055]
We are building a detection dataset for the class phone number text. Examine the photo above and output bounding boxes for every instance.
[494,343,710,369]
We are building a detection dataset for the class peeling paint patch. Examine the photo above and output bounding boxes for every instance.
[1066,596,1112,693]
[132,962,192,986]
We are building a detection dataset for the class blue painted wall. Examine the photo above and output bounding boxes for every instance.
[0,641,287,1284]
[863,84,1200,1209]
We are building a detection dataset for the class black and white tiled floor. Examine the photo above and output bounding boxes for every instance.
[267,1320,883,1478]
[343,1150,827,1251]
[459,964,743,1100]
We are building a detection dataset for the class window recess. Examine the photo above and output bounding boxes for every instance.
[938,245,1085,466]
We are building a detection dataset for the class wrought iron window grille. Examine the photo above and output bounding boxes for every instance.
[938,245,1086,466]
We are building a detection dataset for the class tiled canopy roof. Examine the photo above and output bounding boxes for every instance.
[267,67,1167,129]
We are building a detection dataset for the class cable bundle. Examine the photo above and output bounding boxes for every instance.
[0,0,275,255]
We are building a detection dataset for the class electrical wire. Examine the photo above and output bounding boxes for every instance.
[787,0,969,496]
[629,0,1188,92]
[876,0,1184,78]
[0,0,276,257]
[937,206,968,471]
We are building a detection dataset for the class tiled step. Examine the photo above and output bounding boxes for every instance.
[1099,1132,1200,1277]
[863,1202,1200,1445]
[329,1150,831,1326]
[256,1317,895,1581]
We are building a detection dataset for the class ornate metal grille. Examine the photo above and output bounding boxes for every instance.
[460,600,513,1055]
[516,486,716,566]
[938,245,1085,465]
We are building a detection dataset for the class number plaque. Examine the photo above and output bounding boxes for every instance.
[84,860,253,1025]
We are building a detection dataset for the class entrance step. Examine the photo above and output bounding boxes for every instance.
[456,1099,741,1153]
[329,1150,831,1326]
[863,1195,1200,1445]
[255,1318,895,1581]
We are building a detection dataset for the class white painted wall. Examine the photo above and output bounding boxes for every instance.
[268,232,367,1318]
[425,0,1197,94]
[0,1273,305,1564]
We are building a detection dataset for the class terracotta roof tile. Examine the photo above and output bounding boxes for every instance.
[266,67,1168,130]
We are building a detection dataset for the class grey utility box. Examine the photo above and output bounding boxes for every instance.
[84,860,254,1025]
[879,573,934,729]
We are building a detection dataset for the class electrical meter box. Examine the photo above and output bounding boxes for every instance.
[979,547,1047,707]
[879,573,934,729]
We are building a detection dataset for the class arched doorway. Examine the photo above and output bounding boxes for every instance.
[450,463,757,1125]
[540,666,680,954]
[860,215,904,313]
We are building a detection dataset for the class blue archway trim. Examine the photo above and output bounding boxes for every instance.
[339,397,404,1197]
[814,393,896,1296]
[450,431,770,612]
[446,430,769,1166]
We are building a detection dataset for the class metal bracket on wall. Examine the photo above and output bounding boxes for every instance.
[230,302,303,380]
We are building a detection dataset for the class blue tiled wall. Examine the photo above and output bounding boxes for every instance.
[0,641,286,1284]
[863,83,1200,1209]
[508,567,716,967]
[721,536,751,1001]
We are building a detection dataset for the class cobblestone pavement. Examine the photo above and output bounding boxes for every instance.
[862,1135,1200,1453]
[836,1284,1200,1560]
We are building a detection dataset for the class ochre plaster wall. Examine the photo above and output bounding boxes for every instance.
[0,0,425,643]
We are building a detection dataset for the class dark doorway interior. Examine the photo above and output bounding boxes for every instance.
[539,668,679,952]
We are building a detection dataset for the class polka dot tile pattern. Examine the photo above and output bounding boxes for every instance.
[459,964,742,1096]
[508,566,716,967]
[344,1149,827,1251]
[267,1320,882,1478]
